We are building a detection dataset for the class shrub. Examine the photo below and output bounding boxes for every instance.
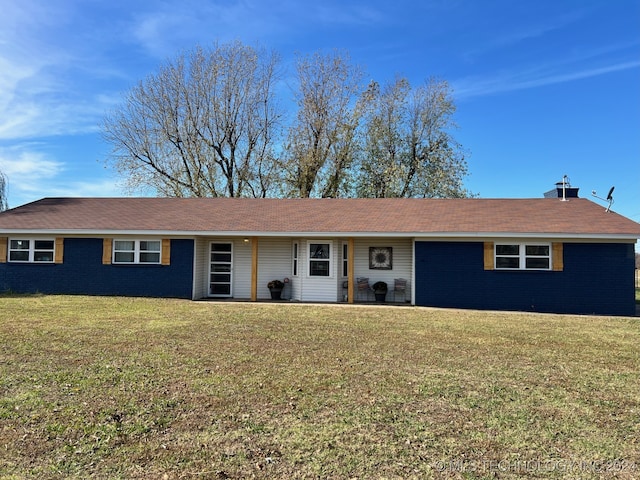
[268,280,284,289]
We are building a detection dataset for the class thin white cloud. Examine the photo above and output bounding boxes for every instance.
[0,148,63,179]
[0,145,122,207]
[130,1,272,57]
[0,95,108,140]
[0,148,64,201]
[0,1,127,140]
[130,0,385,58]
[453,60,640,99]
[311,4,383,25]
[452,3,640,99]
[463,9,586,60]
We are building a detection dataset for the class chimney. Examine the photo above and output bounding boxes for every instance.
[544,176,579,199]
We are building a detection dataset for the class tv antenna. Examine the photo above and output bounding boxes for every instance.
[591,186,615,212]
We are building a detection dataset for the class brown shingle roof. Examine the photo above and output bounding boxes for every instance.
[0,197,639,238]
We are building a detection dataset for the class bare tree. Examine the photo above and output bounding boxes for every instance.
[356,77,471,198]
[0,170,7,211]
[283,51,363,198]
[102,42,283,198]
[102,42,472,200]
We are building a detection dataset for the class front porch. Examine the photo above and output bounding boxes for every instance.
[192,236,413,304]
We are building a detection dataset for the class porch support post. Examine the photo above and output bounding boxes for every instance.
[251,237,258,301]
[348,237,355,303]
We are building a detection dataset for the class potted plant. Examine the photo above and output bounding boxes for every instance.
[372,281,388,302]
[267,279,284,300]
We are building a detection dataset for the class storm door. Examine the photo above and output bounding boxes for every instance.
[209,242,233,297]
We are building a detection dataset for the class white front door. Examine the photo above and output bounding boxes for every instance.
[209,242,233,297]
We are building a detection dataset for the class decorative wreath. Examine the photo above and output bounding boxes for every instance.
[369,247,392,270]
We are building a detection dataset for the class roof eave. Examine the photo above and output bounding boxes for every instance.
[0,228,638,241]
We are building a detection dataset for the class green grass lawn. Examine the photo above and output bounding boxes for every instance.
[1,296,638,479]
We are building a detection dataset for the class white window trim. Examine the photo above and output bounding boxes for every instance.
[495,242,551,271]
[8,238,55,263]
[292,241,299,277]
[341,241,349,278]
[112,239,162,264]
[307,240,333,278]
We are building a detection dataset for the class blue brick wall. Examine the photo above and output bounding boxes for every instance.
[0,238,194,299]
[415,241,636,316]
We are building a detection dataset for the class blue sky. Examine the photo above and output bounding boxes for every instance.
[1,0,638,223]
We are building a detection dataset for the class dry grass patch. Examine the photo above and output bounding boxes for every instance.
[1,295,638,479]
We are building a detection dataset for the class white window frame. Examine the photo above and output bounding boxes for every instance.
[307,241,333,277]
[8,238,55,263]
[292,241,299,277]
[112,239,161,264]
[341,242,349,278]
[495,242,551,271]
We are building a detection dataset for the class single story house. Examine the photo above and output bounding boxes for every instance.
[0,190,639,315]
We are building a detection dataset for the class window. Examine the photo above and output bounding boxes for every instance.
[495,243,550,270]
[342,243,348,277]
[309,242,331,277]
[113,240,161,264]
[9,239,55,263]
[292,242,299,276]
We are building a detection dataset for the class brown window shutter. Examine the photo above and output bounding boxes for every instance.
[483,242,494,270]
[54,237,64,264]
[552,242,563,271]
[102,238,112,264]
[161,239,171,265]
[0,237,7,263]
